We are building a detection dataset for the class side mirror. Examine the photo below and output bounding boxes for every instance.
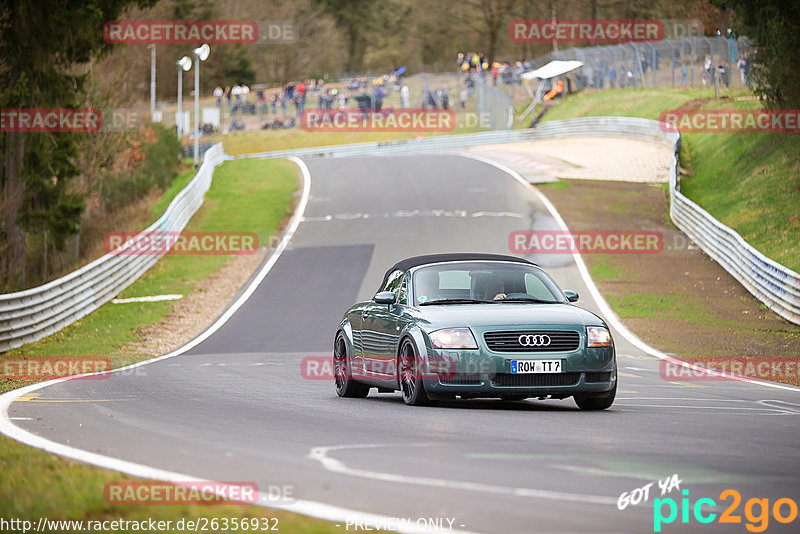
[373,291,397,307]
[564,290,579,303]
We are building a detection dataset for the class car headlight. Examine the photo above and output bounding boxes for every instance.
[429,328,478,349]
[587,326,612,347]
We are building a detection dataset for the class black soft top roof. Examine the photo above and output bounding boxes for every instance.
[380,253,538,289]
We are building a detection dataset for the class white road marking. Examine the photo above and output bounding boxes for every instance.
[759,400,800,414]
[471,211,523,218]
[303,209,525,222]
[2,151,796,534]
[458,152,800,393]
[308,443,616,506]
[617,398,748,401]
[112,294,183,304]
[0,158,453,534]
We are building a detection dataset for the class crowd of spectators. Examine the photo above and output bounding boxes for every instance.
[206,46,750,133]
[209,67,412,130]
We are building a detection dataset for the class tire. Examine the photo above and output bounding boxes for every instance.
[574,383,616,411]
[397,338,436,406]
[333,333,369,398]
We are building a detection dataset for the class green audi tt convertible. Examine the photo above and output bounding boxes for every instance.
[333,253,617,409]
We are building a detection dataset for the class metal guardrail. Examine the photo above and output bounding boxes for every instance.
[238,119,673,160]
[0,143,226,352]
[244,117,800,325]
[3,117,797,352]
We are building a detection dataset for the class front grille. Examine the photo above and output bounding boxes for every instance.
[439,374,483,385]
[586,372,612,382]
[491,372,581,387]
[484,330,581,352]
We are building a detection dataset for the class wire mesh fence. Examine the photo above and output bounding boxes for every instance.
[535,36,754,91]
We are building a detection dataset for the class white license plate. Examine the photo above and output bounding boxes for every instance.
[511,359,562,374]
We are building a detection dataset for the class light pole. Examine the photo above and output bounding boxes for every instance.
[147,44,156,120]
[176,56,192,140]
[192,43,210,168]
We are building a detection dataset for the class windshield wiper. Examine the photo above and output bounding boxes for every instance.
[419,298,494,306]
[501,297,560,304]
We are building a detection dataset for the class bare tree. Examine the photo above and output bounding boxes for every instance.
[460,0,521,65]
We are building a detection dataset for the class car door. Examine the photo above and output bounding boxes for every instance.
[360,270,404,377]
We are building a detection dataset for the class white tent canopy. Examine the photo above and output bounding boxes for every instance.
[518,60,584,125]
[521,60,584,81]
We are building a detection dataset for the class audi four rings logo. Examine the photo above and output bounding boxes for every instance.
[518,334,551,346]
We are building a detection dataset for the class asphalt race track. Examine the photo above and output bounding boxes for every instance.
[6,154,800,534]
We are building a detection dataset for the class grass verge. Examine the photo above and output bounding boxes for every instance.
[538,178,800,384]
[539,87,800,271]
[0,436,339,533]
[2,158,297,376]
[1,158,343,532]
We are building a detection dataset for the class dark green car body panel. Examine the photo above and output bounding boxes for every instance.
[337,260,617,399]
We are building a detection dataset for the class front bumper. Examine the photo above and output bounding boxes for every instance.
[420,343,616,397]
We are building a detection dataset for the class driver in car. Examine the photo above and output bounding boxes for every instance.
[480,277,507,300]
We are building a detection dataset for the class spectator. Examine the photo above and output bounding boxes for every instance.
[231,84,242,106]
[295,81,306,116]
[737,55,750,86]
[374,83,384,111]
[224,86,231,109]
[270,93,278,115]
[608,65,616,88]
[400,84,409,108]
[241,84,250,103]
[718,61,729,88]
[213,86,223,107]
[681,63,688,86]
[704,55,714,86]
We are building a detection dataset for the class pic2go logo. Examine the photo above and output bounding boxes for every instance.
[653,489,799,532]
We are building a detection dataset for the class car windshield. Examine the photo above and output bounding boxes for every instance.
[412,261,566,305]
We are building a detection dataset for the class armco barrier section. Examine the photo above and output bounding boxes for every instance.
[0,143,226,352]
[3,118,797,353]
[245,116,800,325]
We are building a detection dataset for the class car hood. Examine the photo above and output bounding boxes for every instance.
[415,303,605,329]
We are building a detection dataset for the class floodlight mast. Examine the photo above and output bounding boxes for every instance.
[192,44,210,167]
